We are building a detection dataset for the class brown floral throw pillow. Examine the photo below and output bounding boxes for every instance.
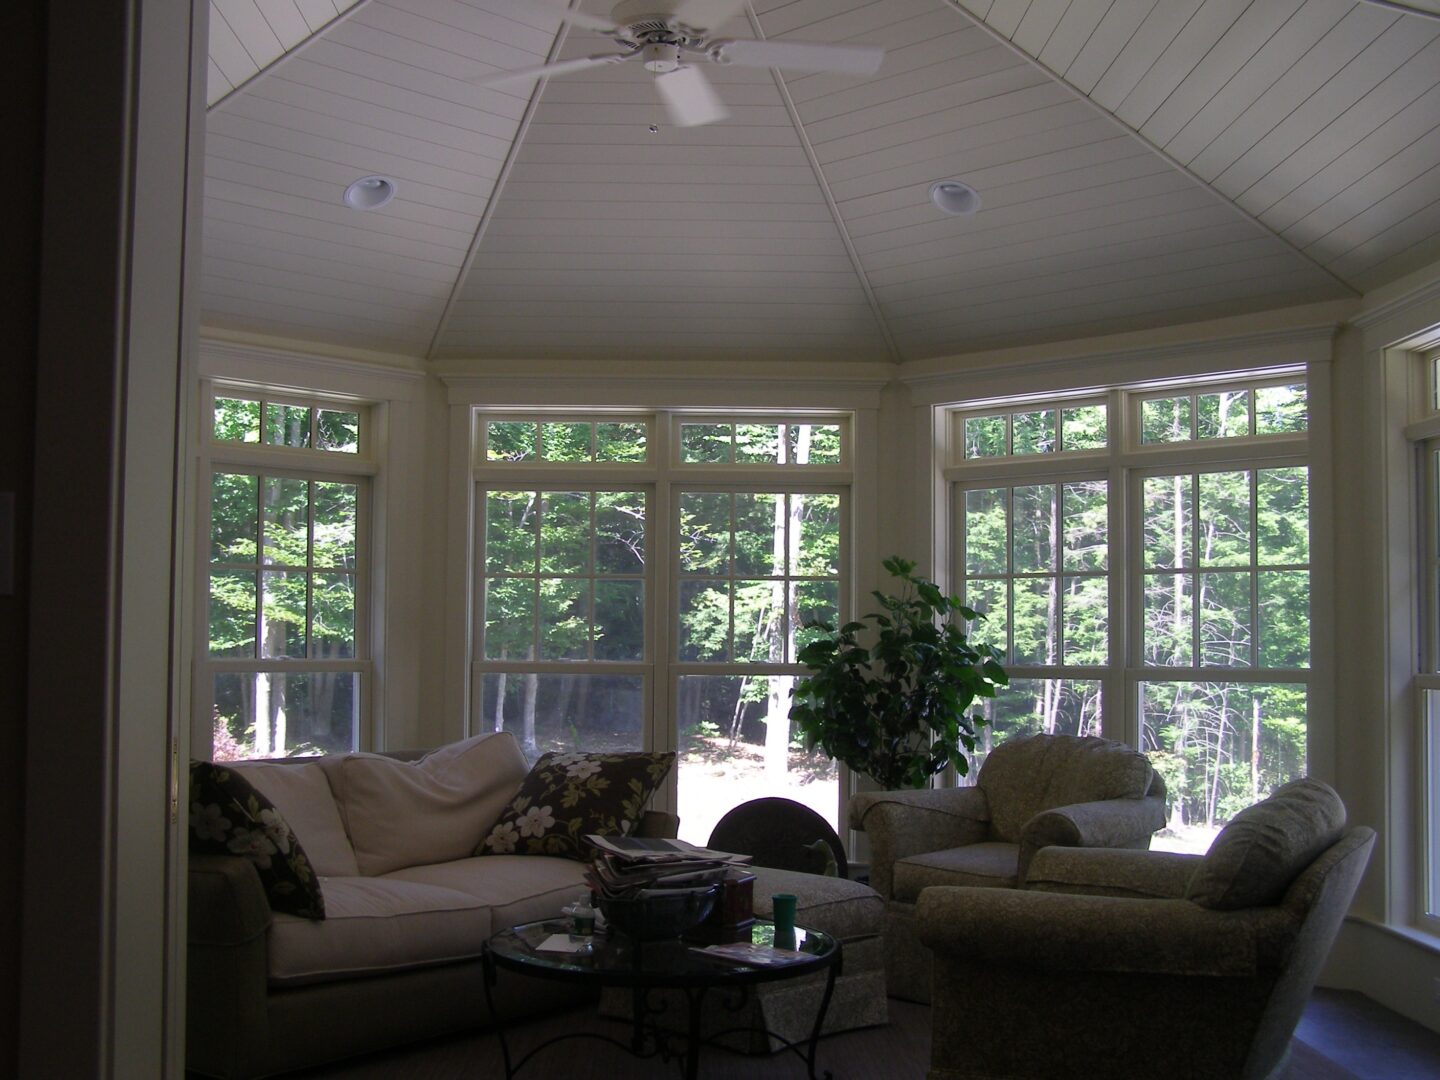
[477,751,675,860]
[189,761,326,919]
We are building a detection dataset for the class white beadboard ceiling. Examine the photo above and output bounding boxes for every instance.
[201,0,1440,363]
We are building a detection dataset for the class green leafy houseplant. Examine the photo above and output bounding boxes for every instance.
[789,557,1008,790]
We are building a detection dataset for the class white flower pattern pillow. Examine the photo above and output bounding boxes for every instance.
[477,751,675,860]
[189,761,326,919]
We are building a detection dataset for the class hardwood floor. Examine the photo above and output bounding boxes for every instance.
[287,987,1440,1079]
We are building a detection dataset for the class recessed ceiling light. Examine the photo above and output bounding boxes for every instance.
[929,179,980,216]
[344,176,396,211]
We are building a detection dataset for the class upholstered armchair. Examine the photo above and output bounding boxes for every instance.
[916,777,1374,1080]
[848,733,1166,1001]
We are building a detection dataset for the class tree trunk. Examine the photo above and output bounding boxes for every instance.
[522,672,539,757]
[493,668,507,733]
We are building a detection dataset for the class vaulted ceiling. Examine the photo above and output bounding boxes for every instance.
[200,0,1440,364]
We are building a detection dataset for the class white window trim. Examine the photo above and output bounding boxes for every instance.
[446,378,884,828]
[193,341,424,755]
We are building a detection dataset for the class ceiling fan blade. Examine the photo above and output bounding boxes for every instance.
[672,0,748,30]
[511,0,621,32]
[654,65,729,127]
[470,52,633,87]
[710,38,884,76]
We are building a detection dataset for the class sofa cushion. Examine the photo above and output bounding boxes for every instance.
[189,760,325,919]
[229,760,359,878]
[892,842,1020,903]
[267,877,492,986]
[1186,777,1346,910]
[978,734,1154,843]
[385,855,590,931]
[477,751,675,861]
[322,732,530,876]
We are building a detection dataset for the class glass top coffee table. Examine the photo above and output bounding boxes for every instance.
[482,919,841,1079]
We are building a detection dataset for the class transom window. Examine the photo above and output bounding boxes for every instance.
[962,401,1107,459]
[1137,381,1307,444]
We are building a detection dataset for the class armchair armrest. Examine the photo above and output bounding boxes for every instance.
[1017,795,1167,883]
[1025,846,1201,900]
[848,787,990,899]
[916,886,1298,978]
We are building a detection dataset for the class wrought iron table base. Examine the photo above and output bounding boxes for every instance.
[481,949,840,1080]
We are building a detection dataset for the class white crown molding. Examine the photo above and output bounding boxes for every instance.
[899,323,1340,393]
[1350,275,1440,335]
[199,337,425,400]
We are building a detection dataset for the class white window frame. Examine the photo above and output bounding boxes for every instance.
[468,408,854,821]
[947,373,1313,768]
[194,380,377,759]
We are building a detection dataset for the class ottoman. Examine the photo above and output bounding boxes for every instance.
[599,866,887,1053]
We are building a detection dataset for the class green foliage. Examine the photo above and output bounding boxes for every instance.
[788,556,1008,789]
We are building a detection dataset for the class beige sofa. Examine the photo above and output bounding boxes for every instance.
[186,732,676,1079]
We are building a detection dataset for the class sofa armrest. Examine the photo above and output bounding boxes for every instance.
[848,787,990,899]
[1017,795,1167,883]
[915,886,1298,978]
[1025,846,1201,900]
[187,855,273,1079]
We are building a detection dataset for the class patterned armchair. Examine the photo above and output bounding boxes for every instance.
[915,777,1374,1080]
[848,733,1166,1002]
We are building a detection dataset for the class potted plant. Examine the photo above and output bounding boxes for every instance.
[788,556,1007,790]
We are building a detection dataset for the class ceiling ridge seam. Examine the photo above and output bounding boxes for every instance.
[946,0,1363,302]
[208,0,378,115]
[423,3,580,362]
[747,6,903,366]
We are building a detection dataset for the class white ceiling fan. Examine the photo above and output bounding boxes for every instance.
[473,0,886,127]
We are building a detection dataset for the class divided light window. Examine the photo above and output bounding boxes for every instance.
[473,412,851,845]
[952,374,1310,854]
[203,391,369,760]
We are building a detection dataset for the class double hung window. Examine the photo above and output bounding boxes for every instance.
[952,377,1311,852]
[202,391,370,759]
[472,414,849,842]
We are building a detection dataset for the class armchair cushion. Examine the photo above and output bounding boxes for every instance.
[1025,846,1202,899]
[916,886,1299,978]
[1186,777,1346,910]
[893,842,1020,902]
[978,734,1155,843]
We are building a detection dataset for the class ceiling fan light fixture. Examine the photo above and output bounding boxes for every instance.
[642,42,681,73]
[930,180,980,216]
[344,176,396,211]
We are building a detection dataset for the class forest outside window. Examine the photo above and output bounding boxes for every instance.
[203,391,370,760]
[951,376,1310,855]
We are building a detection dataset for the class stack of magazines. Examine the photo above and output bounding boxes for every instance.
[583,834,751,903]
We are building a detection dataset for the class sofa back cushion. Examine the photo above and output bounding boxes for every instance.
[977,734,1154,843]
[1186,777,1346,910]
[230,760,360,878]
[322,732,530,876]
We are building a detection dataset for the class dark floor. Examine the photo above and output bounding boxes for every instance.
[287,987,1440,1079]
